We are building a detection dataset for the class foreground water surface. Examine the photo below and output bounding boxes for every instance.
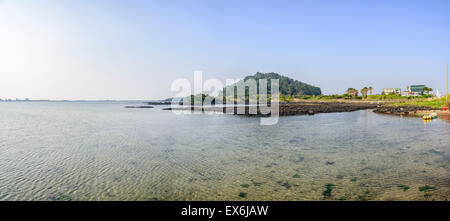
[0,102,448,201]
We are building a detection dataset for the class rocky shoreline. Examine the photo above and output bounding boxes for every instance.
[373,105,439,115]
[156,101,450,121]
[373,105,450,121]
[278,102,378,116]
[163,101,379,116]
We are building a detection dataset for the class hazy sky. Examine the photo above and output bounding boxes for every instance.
[1,0,449,100]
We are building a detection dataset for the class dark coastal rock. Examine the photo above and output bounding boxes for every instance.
[146,102,173,105]
[277,181,291,189]
[373,105,438,115]
[163,101,379,116]
[277,102,378,116]
[124,106,154,108]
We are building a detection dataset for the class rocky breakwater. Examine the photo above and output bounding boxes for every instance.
[373,105,439,116]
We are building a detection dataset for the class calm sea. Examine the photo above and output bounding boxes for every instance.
[0,101,448,200]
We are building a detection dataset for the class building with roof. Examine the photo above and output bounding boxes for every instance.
[402,85,427,96]
[382,88,401,95]
[409,85,426,94]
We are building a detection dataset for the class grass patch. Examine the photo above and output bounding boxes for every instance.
[238,192,247,198]
[387,96,449,109]
[51,194,73,201]
[292,174,301,178]
[397,184,410,191]
[367,94,433,100]
[322,184,335,197]
[419,185,435,192]
[358,195,367,201]
[350,178,357,182]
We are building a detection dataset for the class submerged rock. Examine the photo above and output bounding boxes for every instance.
[124,106,154,108]
[146,101,172,105]
[277,181,291,189]
[295,156,305,162]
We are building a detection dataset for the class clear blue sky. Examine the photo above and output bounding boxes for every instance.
[1,0,449,100]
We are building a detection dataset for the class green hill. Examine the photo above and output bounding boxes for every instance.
[228,72,321,96]
[180,72,321,104]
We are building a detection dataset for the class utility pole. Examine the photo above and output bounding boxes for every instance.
[447,64,448,106]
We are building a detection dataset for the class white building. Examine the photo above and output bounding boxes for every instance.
[382,88,401,95]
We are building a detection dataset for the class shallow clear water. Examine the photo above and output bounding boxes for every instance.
[0,102,448,201]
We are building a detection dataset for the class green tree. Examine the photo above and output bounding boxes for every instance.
[346,88,358,97]
[360,87,369,98]
[422,87,433,95]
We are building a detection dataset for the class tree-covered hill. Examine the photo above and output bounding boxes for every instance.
[236,72,322,96]
[173,72,322,105]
